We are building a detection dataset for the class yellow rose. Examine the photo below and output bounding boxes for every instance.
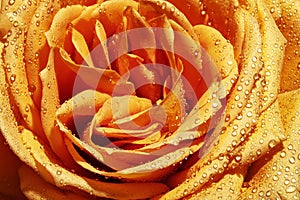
[0,0,299,199]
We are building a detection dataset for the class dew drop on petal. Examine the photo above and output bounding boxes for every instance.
[286,186,296,193]
[10,74,16,83]
[161,2,166,10]
[280,151,286,158]
[13,21,18,27]
[289,157,296,164]
[8,0,15,6]
[56,170,62,175]
[268,140,277,148]
[170,6,175,13]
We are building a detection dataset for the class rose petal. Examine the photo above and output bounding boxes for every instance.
[165,0,207,26]
[139,0,197,40]
[40,48,84,171]
[255,1,286,110]
[240,88,300,199]
[168,19,204,101]
[58,47,135,95]
[71,28,95,66]
[56,91,158,170]
[118,53,164,102]
[64,134,185,182]
[19,128,169,199]
[0,11,12,39]
[159,1,285,199]
[71,4,99,50]
[0,41,36,170]
[19,165,88,200]
[92,95,152,125]
[266,0,300,92]
[46,5,85,48]
[123,6,156,64]
[92,20,110,69]
[194,25,237,79]
[186,168,246,199]
[97,0,138,36]
[228,100,285,168]
[3,0,45,139]
[24,0,60,108]
[201,0,239,41]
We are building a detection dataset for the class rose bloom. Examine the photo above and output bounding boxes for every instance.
[0,0,300,199]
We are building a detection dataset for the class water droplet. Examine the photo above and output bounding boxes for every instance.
[8,0,15,6]
[161,2,166,10]
[285,179,290,185]
[10,74,16,83]
[212,102,219,108]
[286,185,296,193]
[193,181,198,187]
[170,6,175,13]
[272,175,279,181]
[235,95,240,101]
[268,140,277,148]
[215,39,221,45]
[41,107,47,114]
[285,166,290,172]
[194,49,199,57]
[183,189,188,196]
[56,170,62,175]
[232,140,237,147]
[13,21,19,27]
[28,84,36,94]
[234,155,242,162]
[225,114,230,122]
[256,149,262,156]
[280,151,286,158]
[36,20,40,27]
[289,157,295,164]
[194,118,200,124]
[25,105,30,112]
[254,73,261,80]
[288,144,293,150]
[247,111,253,117]
[17,126,24,133]
[297,62,300,69]
[237,85,243,91]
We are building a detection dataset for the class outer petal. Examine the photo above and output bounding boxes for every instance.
[24,0,60,109]
[19,165,89,200]
[19,127,169,199]
[239,88,300,199]
[264,0,300,92]
[2,0,45,140]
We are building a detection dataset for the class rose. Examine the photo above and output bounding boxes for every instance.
[0,0,299,199]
